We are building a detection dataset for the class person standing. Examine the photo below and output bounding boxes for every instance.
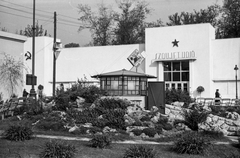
[22,89,29,97]
[215,89,221,105]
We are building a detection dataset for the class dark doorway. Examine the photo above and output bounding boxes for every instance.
[147,82,165,114]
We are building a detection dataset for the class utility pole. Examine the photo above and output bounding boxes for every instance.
[29,0,36,98]
[53,11,57,97]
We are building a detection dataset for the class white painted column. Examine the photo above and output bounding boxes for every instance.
[157,62,164,81]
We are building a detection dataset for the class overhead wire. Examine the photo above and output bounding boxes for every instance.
[0,0,83,27]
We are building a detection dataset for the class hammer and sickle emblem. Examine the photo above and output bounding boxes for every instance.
[25,51,31,60]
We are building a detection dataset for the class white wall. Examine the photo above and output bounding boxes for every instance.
[24,37,55,96]
[0,31,27,99]
[212,38,240,98]
[145,24,215,98]
[57,44,145,82]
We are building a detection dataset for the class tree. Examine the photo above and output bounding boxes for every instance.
[78,3,116,46]
[64,43,80,48]
[19,21,50,37]
[166,4,221,27]
[217,0,240,38]
[113,0,151,45]
[0,53,27,97]
[77,0,155,46]
[0,23,8,32]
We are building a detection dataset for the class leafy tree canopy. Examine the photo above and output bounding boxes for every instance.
[19,21,51,37]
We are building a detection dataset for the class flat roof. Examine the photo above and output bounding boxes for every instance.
[0,31,27,43]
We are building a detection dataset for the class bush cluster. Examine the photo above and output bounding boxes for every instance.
[123,145,156,158]
[131,129,143,136]
[4,125,33,141]
[165,89,192,106]
[40,141,76,158]
[35,112,67,131]
[157,116,173,131]
[142,128,158,137]
[71,97,130,130]
[173,131,211,155]
[182,109,209,131]
[200,130,224,141]
[54,82,106,111]
[90,134,112,148]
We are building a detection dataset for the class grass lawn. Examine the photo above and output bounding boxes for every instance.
[0,137,239,158]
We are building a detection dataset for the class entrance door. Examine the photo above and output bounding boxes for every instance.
[147,82,165,113]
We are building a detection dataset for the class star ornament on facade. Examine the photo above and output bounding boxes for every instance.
[172,39,179,47]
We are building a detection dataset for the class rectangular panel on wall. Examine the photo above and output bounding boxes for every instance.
[147,82,165,113]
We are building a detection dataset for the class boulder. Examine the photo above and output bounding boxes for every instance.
[69,125,79,133]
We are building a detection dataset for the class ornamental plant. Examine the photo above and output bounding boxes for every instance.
[182,109,209,131]
[40,141,76,158]
[173,131,211,155]
[90,134,112,148]
[123,145,156,158]
[197,86,205,97]
[4,125,33,141]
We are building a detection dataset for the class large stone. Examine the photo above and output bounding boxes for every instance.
[69,125,79,133]
[76,96,85,107]
[124,114,135,125]
[233,120,240,126]
[225,119,234,126]
[220,123,229,131]
[212,115,219,123]
[216,120,225,126]
[205,116,212,124]
[228,126,238,132]
[165,107,171,115]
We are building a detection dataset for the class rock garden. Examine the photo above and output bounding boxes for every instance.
[0,83,240,158]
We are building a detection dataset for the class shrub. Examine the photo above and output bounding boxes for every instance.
[132,120,143,126]
[165,89,192,106]
[88,126,103,134]
[182,109,209,131]
[35,113,67,131]
[123,145,156,158]
[157,117,173,131]
[54,94,71,111]
[142,128,157,137]
[200,130,224,140]
[81,85,105,103]
[4,125,33,141]
[90,134,112,148]
[197,86,205,94]
[94,97,130,111]
[103,109,126,130]
[154,124,163,134]
[140,115,151,122]
[40,141,76,158]
[161,123,173,131]
[173,131,211,155]
[131,129,143,136]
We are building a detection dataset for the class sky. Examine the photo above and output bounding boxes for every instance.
[0,0,223,46]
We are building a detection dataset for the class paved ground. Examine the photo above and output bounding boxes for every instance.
[0,130,238,145]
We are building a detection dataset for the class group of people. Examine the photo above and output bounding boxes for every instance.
[22,84,44,99]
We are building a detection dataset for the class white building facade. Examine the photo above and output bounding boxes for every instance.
[1,23,239,100]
